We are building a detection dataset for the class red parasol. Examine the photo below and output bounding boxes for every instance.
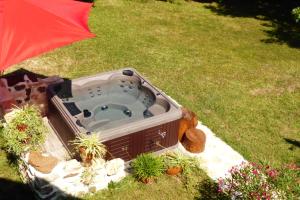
[0,0,95,72]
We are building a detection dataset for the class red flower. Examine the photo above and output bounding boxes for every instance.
[17,124,28,132]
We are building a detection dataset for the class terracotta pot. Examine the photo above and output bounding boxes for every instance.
[141,177,154,184]
[166,166,182,176]
[79,147,93,166]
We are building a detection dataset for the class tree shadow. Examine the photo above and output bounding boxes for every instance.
[0,178,81,200]
[194,179,230,200]
[202,0,300,48]
[284,138,300,150]
[0,178,34,200]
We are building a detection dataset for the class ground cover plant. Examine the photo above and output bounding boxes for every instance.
[0,0,299,199]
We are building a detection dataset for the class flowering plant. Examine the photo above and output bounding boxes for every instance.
[217,162,289,200]
[1,105,47,156]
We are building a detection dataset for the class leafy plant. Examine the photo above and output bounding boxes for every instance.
[81,167,95,185]
[71,134,107,160]
[292,7,300,23]
[1,105,47,156]
[163,151,184,168]
[217,162,300,200]
[163,151,200,170]
[164,151,202,190]
[131,153,164,182]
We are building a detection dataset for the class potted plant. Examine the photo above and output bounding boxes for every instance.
[131,153,164,184]
[163,151,184,176]
[71,134,106,166]
[1,105,47,156]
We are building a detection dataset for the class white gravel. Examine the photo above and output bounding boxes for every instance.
[177,122,246,180]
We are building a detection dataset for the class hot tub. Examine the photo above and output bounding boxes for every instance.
[48,69,182,161]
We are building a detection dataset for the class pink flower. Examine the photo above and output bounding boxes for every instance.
[217,187,223,193]
[286,163,300,170]
[252,169,259,175]
[267,169,278,178]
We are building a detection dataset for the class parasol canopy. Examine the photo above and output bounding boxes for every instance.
[0,0,95,71]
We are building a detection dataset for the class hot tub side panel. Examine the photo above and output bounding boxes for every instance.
[47,102,77,156]
[104,119,179,161]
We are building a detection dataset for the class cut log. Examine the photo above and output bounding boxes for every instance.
[181,128,206,153]
[178,107,198,141]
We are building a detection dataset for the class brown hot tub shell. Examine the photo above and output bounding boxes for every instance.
[48,68,182,161]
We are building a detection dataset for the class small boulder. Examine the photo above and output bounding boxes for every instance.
[105,158,125,176]
[63,159,83,177]
[92,158,106,171]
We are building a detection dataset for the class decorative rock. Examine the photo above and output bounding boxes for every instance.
[90,173,109,191]
[29,161,65,182]
[105,158,125,176]
[28,151,59,174]
[108,170,127,183]
[63,159,83,177]
[92,158,106,170]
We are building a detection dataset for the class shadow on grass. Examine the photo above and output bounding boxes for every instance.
[284,138,300,150]
[202,0,300,48]
[0,178,82,200]
[195,179,230,200]
[0,178,34,200]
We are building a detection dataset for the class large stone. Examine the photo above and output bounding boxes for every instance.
[105,158,125,176]
[92,158,106,171]
[89,173,109,192]
[28,151,59,174]
[107,170,127,183]
[63,159,83,178]
[29,161,65,183]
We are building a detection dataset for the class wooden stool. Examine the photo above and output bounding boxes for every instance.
[182,128,206,153]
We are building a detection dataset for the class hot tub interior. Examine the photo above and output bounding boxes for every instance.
[52,71,171,132]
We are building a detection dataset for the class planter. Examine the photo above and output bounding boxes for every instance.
[141,177,154,184]
[79,147,93,167]
[166,166,182,176]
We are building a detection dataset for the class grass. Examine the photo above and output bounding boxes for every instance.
[84,171,212,200]
[1,0,300,198]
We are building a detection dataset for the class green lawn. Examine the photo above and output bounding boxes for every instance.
[2,0,300,199]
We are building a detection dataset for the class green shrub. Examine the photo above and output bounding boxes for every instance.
[292,7,300,23]
[131,153,164,182]
[1,105,47,156]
